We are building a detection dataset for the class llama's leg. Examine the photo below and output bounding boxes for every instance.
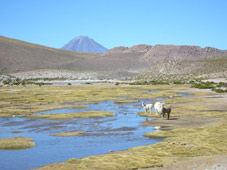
[167,112,170,120]
[162,113,164,119]
[155,110,158,116]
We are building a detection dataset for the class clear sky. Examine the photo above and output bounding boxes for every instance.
[1,0,227,50]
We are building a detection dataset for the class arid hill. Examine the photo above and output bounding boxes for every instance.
[1,36,227,80]
[0,36,100,73]
[103,44,227,80]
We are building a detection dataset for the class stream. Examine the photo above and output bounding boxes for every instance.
[0,100,163,170]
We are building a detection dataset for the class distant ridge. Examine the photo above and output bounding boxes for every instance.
[61,36,108,53]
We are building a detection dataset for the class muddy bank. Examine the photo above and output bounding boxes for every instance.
[142,116,223,131]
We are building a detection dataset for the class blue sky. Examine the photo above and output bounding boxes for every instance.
[1,0,227,49]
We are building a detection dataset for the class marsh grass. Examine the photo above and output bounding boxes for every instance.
[3,84,227,169]
[27,111,115,119]
[0,137,36,150]
[114,99,138,104]
[50,131,86,137]
[137,111,158,118]
[0,84,183,118]
[37,121,227,170]
[144,122,227,157]
[69,105,88,109]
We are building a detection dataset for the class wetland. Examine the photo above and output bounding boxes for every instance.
[0,84,227,170]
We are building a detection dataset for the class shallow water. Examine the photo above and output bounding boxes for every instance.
[177,92,193,97]
[0,100,162,170]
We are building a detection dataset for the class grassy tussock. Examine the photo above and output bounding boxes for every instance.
[50,131,86,137]
[28,111,115,119]
[0,136,36,150]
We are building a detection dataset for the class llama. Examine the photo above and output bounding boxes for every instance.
[154,102,171,119]
[154,101,164,116]
[160,104,171,120]
[142,101,153,114]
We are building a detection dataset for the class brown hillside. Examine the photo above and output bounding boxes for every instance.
[0,36,100,73]
[143,45,227,64]
[1,36,227,80]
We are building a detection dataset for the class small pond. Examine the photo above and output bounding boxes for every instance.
[0,100,162,170]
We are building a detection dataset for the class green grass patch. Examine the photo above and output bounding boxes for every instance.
[191,81,227,93]
[212,88,227,93]
[129,80,170,85]
[191,81,216,89]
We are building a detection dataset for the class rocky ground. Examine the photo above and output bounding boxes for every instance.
[10,69,100,80]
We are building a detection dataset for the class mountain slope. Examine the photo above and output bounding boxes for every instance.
[1,35,227,80]
[61,36,108,53]
[135,56,227,80]
[142,45,227,63]
[0,36,100,73]
[103,44,227,79]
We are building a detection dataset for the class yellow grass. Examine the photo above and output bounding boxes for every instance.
[50,131,86,137]
[2,84,227,169]
[0,84,183,118]
[0,136,36,150]
[28,111,115,119]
